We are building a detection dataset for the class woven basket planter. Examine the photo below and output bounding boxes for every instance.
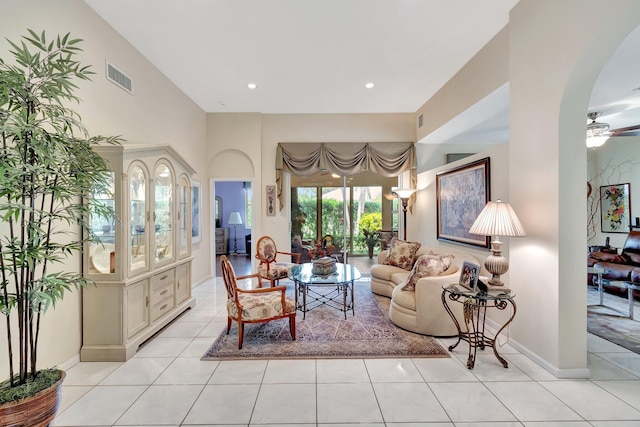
[0,370,65,427]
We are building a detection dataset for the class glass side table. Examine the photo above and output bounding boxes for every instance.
[441,284,517,369]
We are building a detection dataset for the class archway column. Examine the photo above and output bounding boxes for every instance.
[508,0,640,377]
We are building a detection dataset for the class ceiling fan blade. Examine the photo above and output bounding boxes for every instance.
[610,124,640,137]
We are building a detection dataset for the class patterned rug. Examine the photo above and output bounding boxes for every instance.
[202,281,449,360]
[588,308,640,354]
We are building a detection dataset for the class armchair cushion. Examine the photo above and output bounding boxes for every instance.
[401,254,455,291]
[383,238,422,270]
[257,262,295,280]
[228,292,296,321]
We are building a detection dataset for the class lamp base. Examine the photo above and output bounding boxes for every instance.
[483,239,509,287]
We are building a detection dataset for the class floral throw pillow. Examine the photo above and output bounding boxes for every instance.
[384,238,422,270]
[401,254,455,291]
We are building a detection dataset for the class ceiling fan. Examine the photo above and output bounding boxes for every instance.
[586,111,640,147]
[587,111,640,137]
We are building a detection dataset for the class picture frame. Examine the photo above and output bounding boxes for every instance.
[266,185,276,216]
[459,261,481,291]
[191,181,201,243]
[600,183,631,233]
[436,157,490,248]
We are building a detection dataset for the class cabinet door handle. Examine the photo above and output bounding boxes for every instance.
[160,274,168,280]
[146,297,149,307]
[160,289,168,296]
[177,281,180,288]
[160,304,168,310]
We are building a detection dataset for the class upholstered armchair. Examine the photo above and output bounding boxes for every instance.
[220,255,296,349]
[255,236,301,287]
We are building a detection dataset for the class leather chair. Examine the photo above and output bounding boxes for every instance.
[589,230,640,298]
[220,255,296,349]
[255,236,301,287]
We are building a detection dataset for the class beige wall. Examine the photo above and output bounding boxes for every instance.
[1,0,208,378]
[208,113,416,260]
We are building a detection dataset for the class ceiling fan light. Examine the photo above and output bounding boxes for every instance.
[586,135,609,148]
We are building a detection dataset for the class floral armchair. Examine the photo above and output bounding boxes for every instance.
[255,236,301,287]
[220,255,296,349]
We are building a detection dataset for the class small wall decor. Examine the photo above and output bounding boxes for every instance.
[266,185,276,216]
[191,181,201,243]
[436,157,490,248]
[600,183,630,233]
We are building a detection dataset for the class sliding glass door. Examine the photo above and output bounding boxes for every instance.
[292,184,383,256]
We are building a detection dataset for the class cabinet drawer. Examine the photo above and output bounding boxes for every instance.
[151,294,175,322]
[151,270,174,291]
[216,243,226,252]
[153,281,174,301]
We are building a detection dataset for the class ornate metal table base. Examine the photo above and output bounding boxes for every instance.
[288,262,361,320]
[295,282,354,319]
[441,286,517,369]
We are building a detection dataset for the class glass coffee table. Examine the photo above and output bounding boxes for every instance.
[288,262,361,319]
[589,266,637,319]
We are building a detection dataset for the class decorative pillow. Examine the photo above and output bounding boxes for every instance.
[401,254,454,291]
[383,238,422,270]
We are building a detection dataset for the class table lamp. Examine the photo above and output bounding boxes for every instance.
[392,189,417,240]
[468,200,526,286]
[228,211,243,254]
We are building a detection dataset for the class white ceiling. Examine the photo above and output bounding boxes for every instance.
[84,0,517,114]
[84,0,640,143]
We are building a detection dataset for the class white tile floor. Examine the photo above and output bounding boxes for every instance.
[51,278,640,426]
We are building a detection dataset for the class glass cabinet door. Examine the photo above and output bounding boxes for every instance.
[129,164,148,274]
[88,171,116,275]
[178,175,191,258]
[154,163,174,264]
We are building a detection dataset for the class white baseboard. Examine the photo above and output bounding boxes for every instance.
[485,318,591,379]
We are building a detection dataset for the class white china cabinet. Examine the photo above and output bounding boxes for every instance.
[81,144,196,361]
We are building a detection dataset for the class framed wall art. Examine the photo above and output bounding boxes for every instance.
[266,185,276,216]
[191,181,201,243]
[600,183,630,233]
[436,157,490,248]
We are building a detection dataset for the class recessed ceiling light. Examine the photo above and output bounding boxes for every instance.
[247,83,257,89]
[365,82,374,89]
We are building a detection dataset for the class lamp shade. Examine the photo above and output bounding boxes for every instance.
[392,188,417,200]
[228,211,242,225]
[468,200,526,237]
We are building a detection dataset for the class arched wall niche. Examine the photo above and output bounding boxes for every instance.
[209,149,255,178]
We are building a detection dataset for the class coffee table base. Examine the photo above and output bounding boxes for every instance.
[294,282,354,319]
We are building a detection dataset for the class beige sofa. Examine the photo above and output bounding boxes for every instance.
[371,246,483,337]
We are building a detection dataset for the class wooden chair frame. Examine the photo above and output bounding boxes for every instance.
[220,255,296,349]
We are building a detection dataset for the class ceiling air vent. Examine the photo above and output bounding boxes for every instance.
[106,61,133,94]
[418,114,423,128]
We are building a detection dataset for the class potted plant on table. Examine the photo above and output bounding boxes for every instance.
[0,30,119,425]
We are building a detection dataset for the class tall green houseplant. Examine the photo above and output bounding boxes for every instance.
[0,30,118,404]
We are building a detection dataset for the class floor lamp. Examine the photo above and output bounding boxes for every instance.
[228,211,242,255]
[392,189,417,240]
[468,199,526,286]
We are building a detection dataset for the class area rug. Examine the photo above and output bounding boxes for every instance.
[202,281,449,360]
[588,308,640,355]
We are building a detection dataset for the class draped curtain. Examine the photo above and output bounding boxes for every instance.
[275,142,416,210]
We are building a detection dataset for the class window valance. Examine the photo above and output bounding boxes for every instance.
[275,142,416,210]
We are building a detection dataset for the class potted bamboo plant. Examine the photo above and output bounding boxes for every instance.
[0,30,119,425]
